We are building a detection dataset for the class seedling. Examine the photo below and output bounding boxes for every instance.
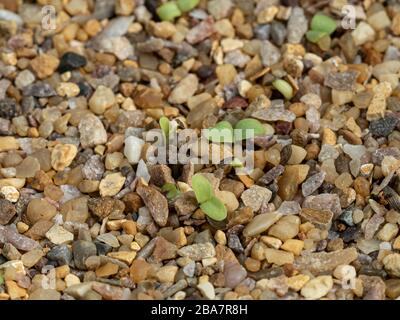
[191,173,227,221]
[205,118,266,143]
[161,183,181,200]
[159,116,170,140]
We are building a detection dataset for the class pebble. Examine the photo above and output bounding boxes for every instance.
[79,114,108,148]
[51,144,78,171]
[243,212,282,237]
[177,243,216,261]
[47,245,72,265]
[383,253,400,277]
[0,198,16,225]
[300,276,333,300]
[29,289,61,300]
[260,40,281,67]
[26,198,57,224]
[124,136,145,164]
[15,70,35,89]
[89,86,116,114]
[21,249,43,268]
[241,185,272,212]
[58,52,87,73]
[168,74,199,105]
[268,215,300,241]
[30,53,59,79]
[99,173,126,197]
[45,224,74,245]
[72,240,97,270]
[287,7,307,44]
[136,184,168,227]
[197,281,216,300]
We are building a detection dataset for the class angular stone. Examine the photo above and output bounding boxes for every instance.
[177,243,216,261]
[294,248,358,274]
[300,208,333,230]
[243,212,282,237]
[136,184,168,227]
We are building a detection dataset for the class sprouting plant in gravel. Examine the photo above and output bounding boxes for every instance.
[161,183,181,200]
[191,173,227,221]
[205,118,266,143]
[272,79,294,100]
[0,274,4,286]
[159,116,171,140]
[156,1,182,21]
[306,13,337,49]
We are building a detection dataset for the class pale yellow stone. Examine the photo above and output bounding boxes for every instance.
[287,274,310,291]
[366,82,392,121]
[51,144,78,171]
[281,239,304,256]
[264,248,294,266]
[107,251,136,265]
[0,137,19,152]
[99,172,126,197]
[322,128,337,145]
[260,236,282,249]
[156,265,178,283]
[0,178,26,189]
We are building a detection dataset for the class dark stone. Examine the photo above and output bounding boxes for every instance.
[94,240,113,256]
[369,117,399,138]
[23,82,56,97]
[47,244,72,266]
[196,65,215,80]
[72,240,97,270]
[77,81,92,97]
[0,98,19,119]
[254,24,271,40]
[270,22,287,46]
[58,52,87,73]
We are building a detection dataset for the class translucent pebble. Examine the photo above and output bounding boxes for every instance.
[318,144,340,162]
[59,185,81,204]
[277,201,301,215]
[343,144,367,160]
[306,107,320,132]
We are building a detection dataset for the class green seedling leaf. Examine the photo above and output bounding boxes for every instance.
[159,116,170,140]
[204,121,234,143]
[200,196,227,221]
[234,118,266,141]
[230,157,244,168]
[310,14,337,35]
[306,30,328,43]
[191,173,213,204]
[272,79,294,100]
[0,274,3,286]
[161,183,181,200]
[177,0,199,12]
[157,2,182,21]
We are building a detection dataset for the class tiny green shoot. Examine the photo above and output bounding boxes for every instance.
[161,183,181,200]
[272,79,294,100]
[234,118,266,141]
[177,0,200,13]
[156,2,182,22]
[310,13,337,35]
[159,116,170,140]
[191,173,227,222]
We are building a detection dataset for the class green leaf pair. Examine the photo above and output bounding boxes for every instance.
[157,0,199,21]
[161,183,181,200]
[306,13,337,44]
[192,173,227,222]
[204,118,266,143]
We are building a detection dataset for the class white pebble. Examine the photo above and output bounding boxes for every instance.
[124,136,145,164]
[0,186,19,202]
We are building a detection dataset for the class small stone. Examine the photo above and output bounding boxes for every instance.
[287,7,307,44]
[97,233,120,248]
[366,82,392,121]
[294,248,358,274]
[47,244,72,265]
[78,114,108,148]
[136,184,168,227]
[15,156,40,178]
[260,40,281,67]
[58,52,87,73]
[30,53,59,79]
[45,224,74,245]
[352,22,375,46]
[300,276,333,300]
[0,198,16,225]
[197,281,215,300]
[51,144,77,171]
[29,289,61,300]
[268,215,300,241]
[5,280,27,300]
[72,240,97,270]
[0,136,19,152]
[287,274,310,292]
[65,274,81,287]
[156,265,178,283]
[26,198,57,224]
[89,85,116,114]
[124,136,145,164]
[21,249,43,268]
[152,237,178,262]
[96,262,119,278]
[215,64,237,86]
[15,69,35,89]
[264,248,294,265]
[168,74,198,104]
[56,82,80,97]
[300,208,333,230]
[385,279,400,299]
[383,253,400,277]
[302,172,326,197]
[186,17,214,44]
[107,251,136,265]
[302,194,342,219]
[243,212,282,237]
[99,173,126,197]
[281,239,304,256]
[241,185,272,212]
[177,243,216,261]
